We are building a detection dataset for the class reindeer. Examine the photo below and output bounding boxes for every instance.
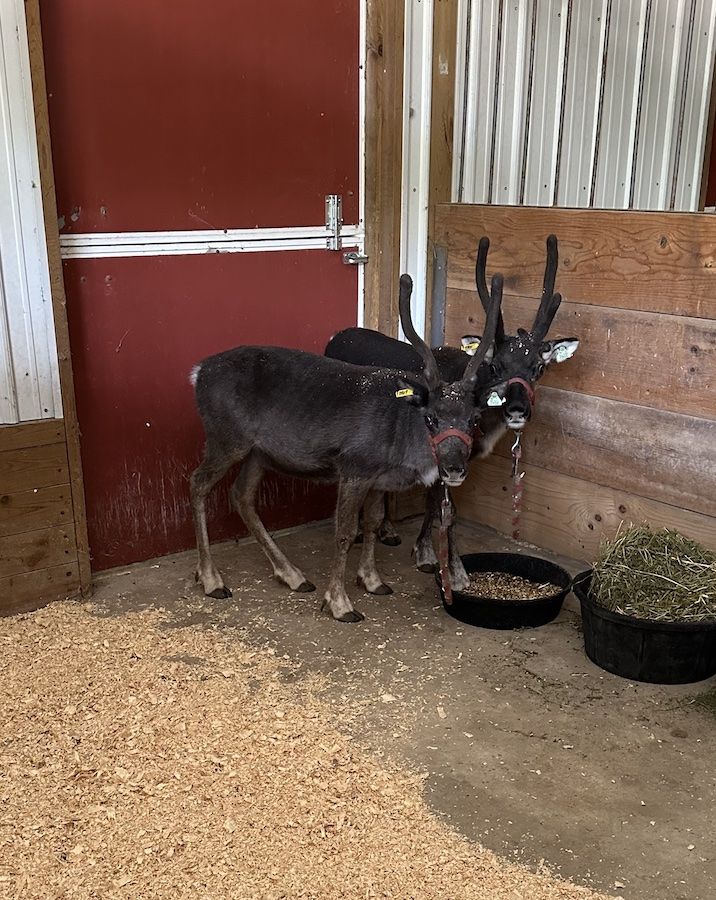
[325,235,579,589]
[189,273,506,623]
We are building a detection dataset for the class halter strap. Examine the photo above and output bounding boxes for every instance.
[427,428,473,464]
[507,376,536,407]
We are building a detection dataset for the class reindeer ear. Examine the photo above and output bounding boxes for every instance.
[394,378,429,407]
[460,335,481,355]
[540,338,579,364]
[460,335,494,363]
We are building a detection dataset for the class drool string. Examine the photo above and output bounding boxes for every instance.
[438,482,453,605]
[511,432,525,542]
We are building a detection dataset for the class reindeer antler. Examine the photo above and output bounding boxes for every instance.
[398,274,440,389]
[475,237,506,343]
[463,273,503,382]
[531,234,561,340]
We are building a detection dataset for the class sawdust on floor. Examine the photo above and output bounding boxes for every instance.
[0,602,611,900]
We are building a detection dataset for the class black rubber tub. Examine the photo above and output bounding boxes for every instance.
[573,570,716,684]
[436,552,571,629]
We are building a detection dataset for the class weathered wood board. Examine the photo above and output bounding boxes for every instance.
[436,204,716,319]
[491,388,716,519]
[0,442,70,494]
[0,525,77,579]
[0,562,80,617]
[445,292,716,420]
[456,456,716,560]
[438,204,716,560]
[0,484,73,539]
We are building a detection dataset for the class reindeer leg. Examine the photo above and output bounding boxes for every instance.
[413,483,440,573]
[231,453,315,592]
[190,442,238,599]
[376,493,402,546]
[323,479,369,623]
[357,489,393,595]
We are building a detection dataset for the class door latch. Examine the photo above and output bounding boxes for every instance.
[342,251,368,265]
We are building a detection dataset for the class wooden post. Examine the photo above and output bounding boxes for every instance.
[425,0,458,341]
[364,0,406,336]
[25,0,91,595]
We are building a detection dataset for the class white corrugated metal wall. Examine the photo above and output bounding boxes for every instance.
[0,0,62,424]
[452,0,716,210]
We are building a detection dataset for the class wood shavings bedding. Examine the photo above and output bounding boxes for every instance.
[0,602,610,900]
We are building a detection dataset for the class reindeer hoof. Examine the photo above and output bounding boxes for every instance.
[417,562,438,574]
[206,586,232,600]
[295,580,316,593]
[353,532,364,545]
[336,609,365,623]
[356,576,393,596]
[379,534,402,547]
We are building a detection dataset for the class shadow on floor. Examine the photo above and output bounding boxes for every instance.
[89,518,716,900]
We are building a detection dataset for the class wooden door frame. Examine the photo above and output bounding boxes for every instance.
[25,0,91,594]
[363,0,406,335]
[363,0,458,341]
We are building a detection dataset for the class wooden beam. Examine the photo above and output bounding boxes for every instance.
[25,0,91,593]
[436,204,716,319]
[456,455,716,561]
[0,562,80,618]
[491,387,716,519]
[0,525,76,579]
[0,484,73,539]
[364,0,405,336]
[0,442,69,494]
[425,0,458,336]
[0,419,64,452]
[445,290,716,421]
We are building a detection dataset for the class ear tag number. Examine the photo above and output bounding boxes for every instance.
[395,388,414,398]
[461,340,480,353]
[555,345,570,363]
[487,391,505,407]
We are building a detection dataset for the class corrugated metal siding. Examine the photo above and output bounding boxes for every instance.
[454,0,716,210]
[401,0,435,339]
[0,0,61,424]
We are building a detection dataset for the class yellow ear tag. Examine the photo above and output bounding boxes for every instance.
[395,387,414,398]
[461,340,481,353]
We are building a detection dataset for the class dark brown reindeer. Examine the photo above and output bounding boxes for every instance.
[325,235,579,589]
[189,273,506,622]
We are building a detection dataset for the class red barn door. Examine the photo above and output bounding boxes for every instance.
[40,0,364,570]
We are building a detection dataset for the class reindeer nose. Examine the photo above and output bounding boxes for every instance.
[441,463,467,485]
[506,402,530,420]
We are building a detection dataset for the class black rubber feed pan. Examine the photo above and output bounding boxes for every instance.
[437,552,571,629]
[573,570,716,684]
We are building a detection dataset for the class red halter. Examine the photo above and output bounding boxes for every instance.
[506,376,536,407]
[427,428,473,465]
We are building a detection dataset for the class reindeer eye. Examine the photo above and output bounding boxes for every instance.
[424,413,438,430]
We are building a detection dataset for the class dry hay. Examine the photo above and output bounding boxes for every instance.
[0,602,610,900]
[592,525,716,622]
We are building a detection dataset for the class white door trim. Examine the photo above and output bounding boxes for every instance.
[59,225,365,259]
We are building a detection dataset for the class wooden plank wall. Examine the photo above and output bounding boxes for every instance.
[0,419,81,614]
[436,204,716,560]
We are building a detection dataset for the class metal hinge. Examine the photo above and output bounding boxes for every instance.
[325,194,343,250]
[343,251,369,265]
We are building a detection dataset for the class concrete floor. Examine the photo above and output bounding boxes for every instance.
[90,518,716,900]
